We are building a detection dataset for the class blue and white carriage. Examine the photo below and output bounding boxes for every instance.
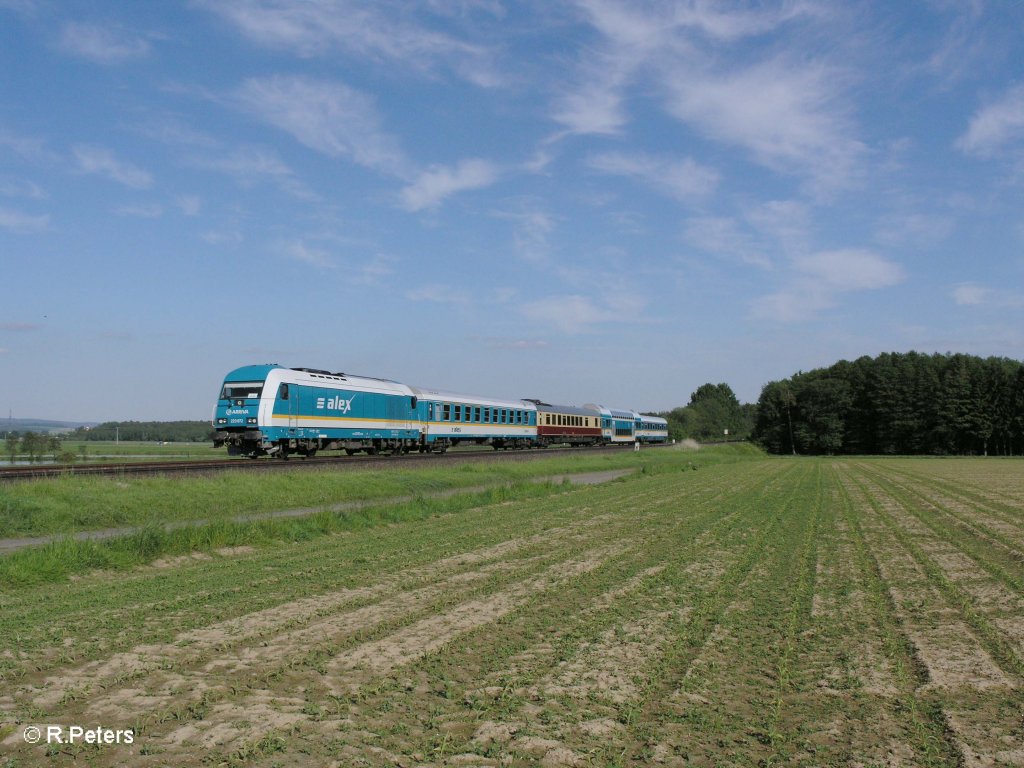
[409,386,538,452]
[586,404,642,444]
[636,414,669,443]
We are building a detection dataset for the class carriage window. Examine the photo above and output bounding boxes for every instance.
[484,409,490,423]
[443,404,451,421]
[454,405,462,421]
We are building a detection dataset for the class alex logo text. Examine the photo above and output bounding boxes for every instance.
[316,396,354,414]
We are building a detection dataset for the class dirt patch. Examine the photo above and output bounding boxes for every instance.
[150,552,213,569]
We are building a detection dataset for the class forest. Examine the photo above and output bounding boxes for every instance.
[752,351,1024,455]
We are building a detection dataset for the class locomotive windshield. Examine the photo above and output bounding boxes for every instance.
[220,381,264,400]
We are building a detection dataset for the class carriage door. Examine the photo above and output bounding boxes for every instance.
[280,383,299,430]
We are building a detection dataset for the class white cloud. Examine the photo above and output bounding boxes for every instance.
[957,84,1024,156]
[114,203,163,218]
[199,0,502,86]
[551,74,630,136]
[554,1,861,188]
[282,240,332,268]
[952,282,990,306]
[235,75,408,176]
[661,58,863,188]
[521,294,607,334]
[746,200,811,255]
[0,177,45,199]
[752,249,905,323]
[0,206,48,233]
[792,249,905,292]
[952,282,1024,309]
[57,21,150,63]
[355,253,397,285]
[0,128,59,164]
[399,158,498,211]
[73,145,152,188]
[493,203,556,265]
[406,283,473,306]
[176,195,201,216]
[199,145,316,199]
[477,337,549,350]
[684,216,768,268]
[588,151,718,201]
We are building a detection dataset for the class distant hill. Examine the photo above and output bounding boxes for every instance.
[2,418,98,435]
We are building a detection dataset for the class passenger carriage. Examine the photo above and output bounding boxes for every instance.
[636,414,669,443]
[409,386,537,451]
[585,404,639,444]
[526,400,603,447]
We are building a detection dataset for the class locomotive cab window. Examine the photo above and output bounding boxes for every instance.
[221,382,264,400]
[278,383,289,400]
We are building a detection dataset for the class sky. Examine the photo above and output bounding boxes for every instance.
[2,0,1024,422]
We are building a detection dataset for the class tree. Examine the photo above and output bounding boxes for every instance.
[686,383,750,440]
[20,431,43,463]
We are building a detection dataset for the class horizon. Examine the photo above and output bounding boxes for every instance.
[2,2,1023,422]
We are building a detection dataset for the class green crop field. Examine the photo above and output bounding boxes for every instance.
[0,449,1022,766]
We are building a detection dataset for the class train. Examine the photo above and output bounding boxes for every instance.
[212,364,669,458]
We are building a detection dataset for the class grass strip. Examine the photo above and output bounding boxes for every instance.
[0,479,576,589]
[0,444,757,538]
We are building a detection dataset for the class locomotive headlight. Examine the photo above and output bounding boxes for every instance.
[217,418,227,425]
[247,418,258,424]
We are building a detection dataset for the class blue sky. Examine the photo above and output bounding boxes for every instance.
[2,0,1024,422]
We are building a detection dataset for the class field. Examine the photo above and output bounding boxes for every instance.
[3,442,222,465]
[1,450,1023,766]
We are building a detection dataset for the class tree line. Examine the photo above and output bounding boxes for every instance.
[4,432,72,464]
[67,421,214,442]
[752,351,1024,456]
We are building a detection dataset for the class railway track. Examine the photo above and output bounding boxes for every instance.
[0,443,659,482]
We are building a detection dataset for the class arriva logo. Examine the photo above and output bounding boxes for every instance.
[316,396,354,414]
